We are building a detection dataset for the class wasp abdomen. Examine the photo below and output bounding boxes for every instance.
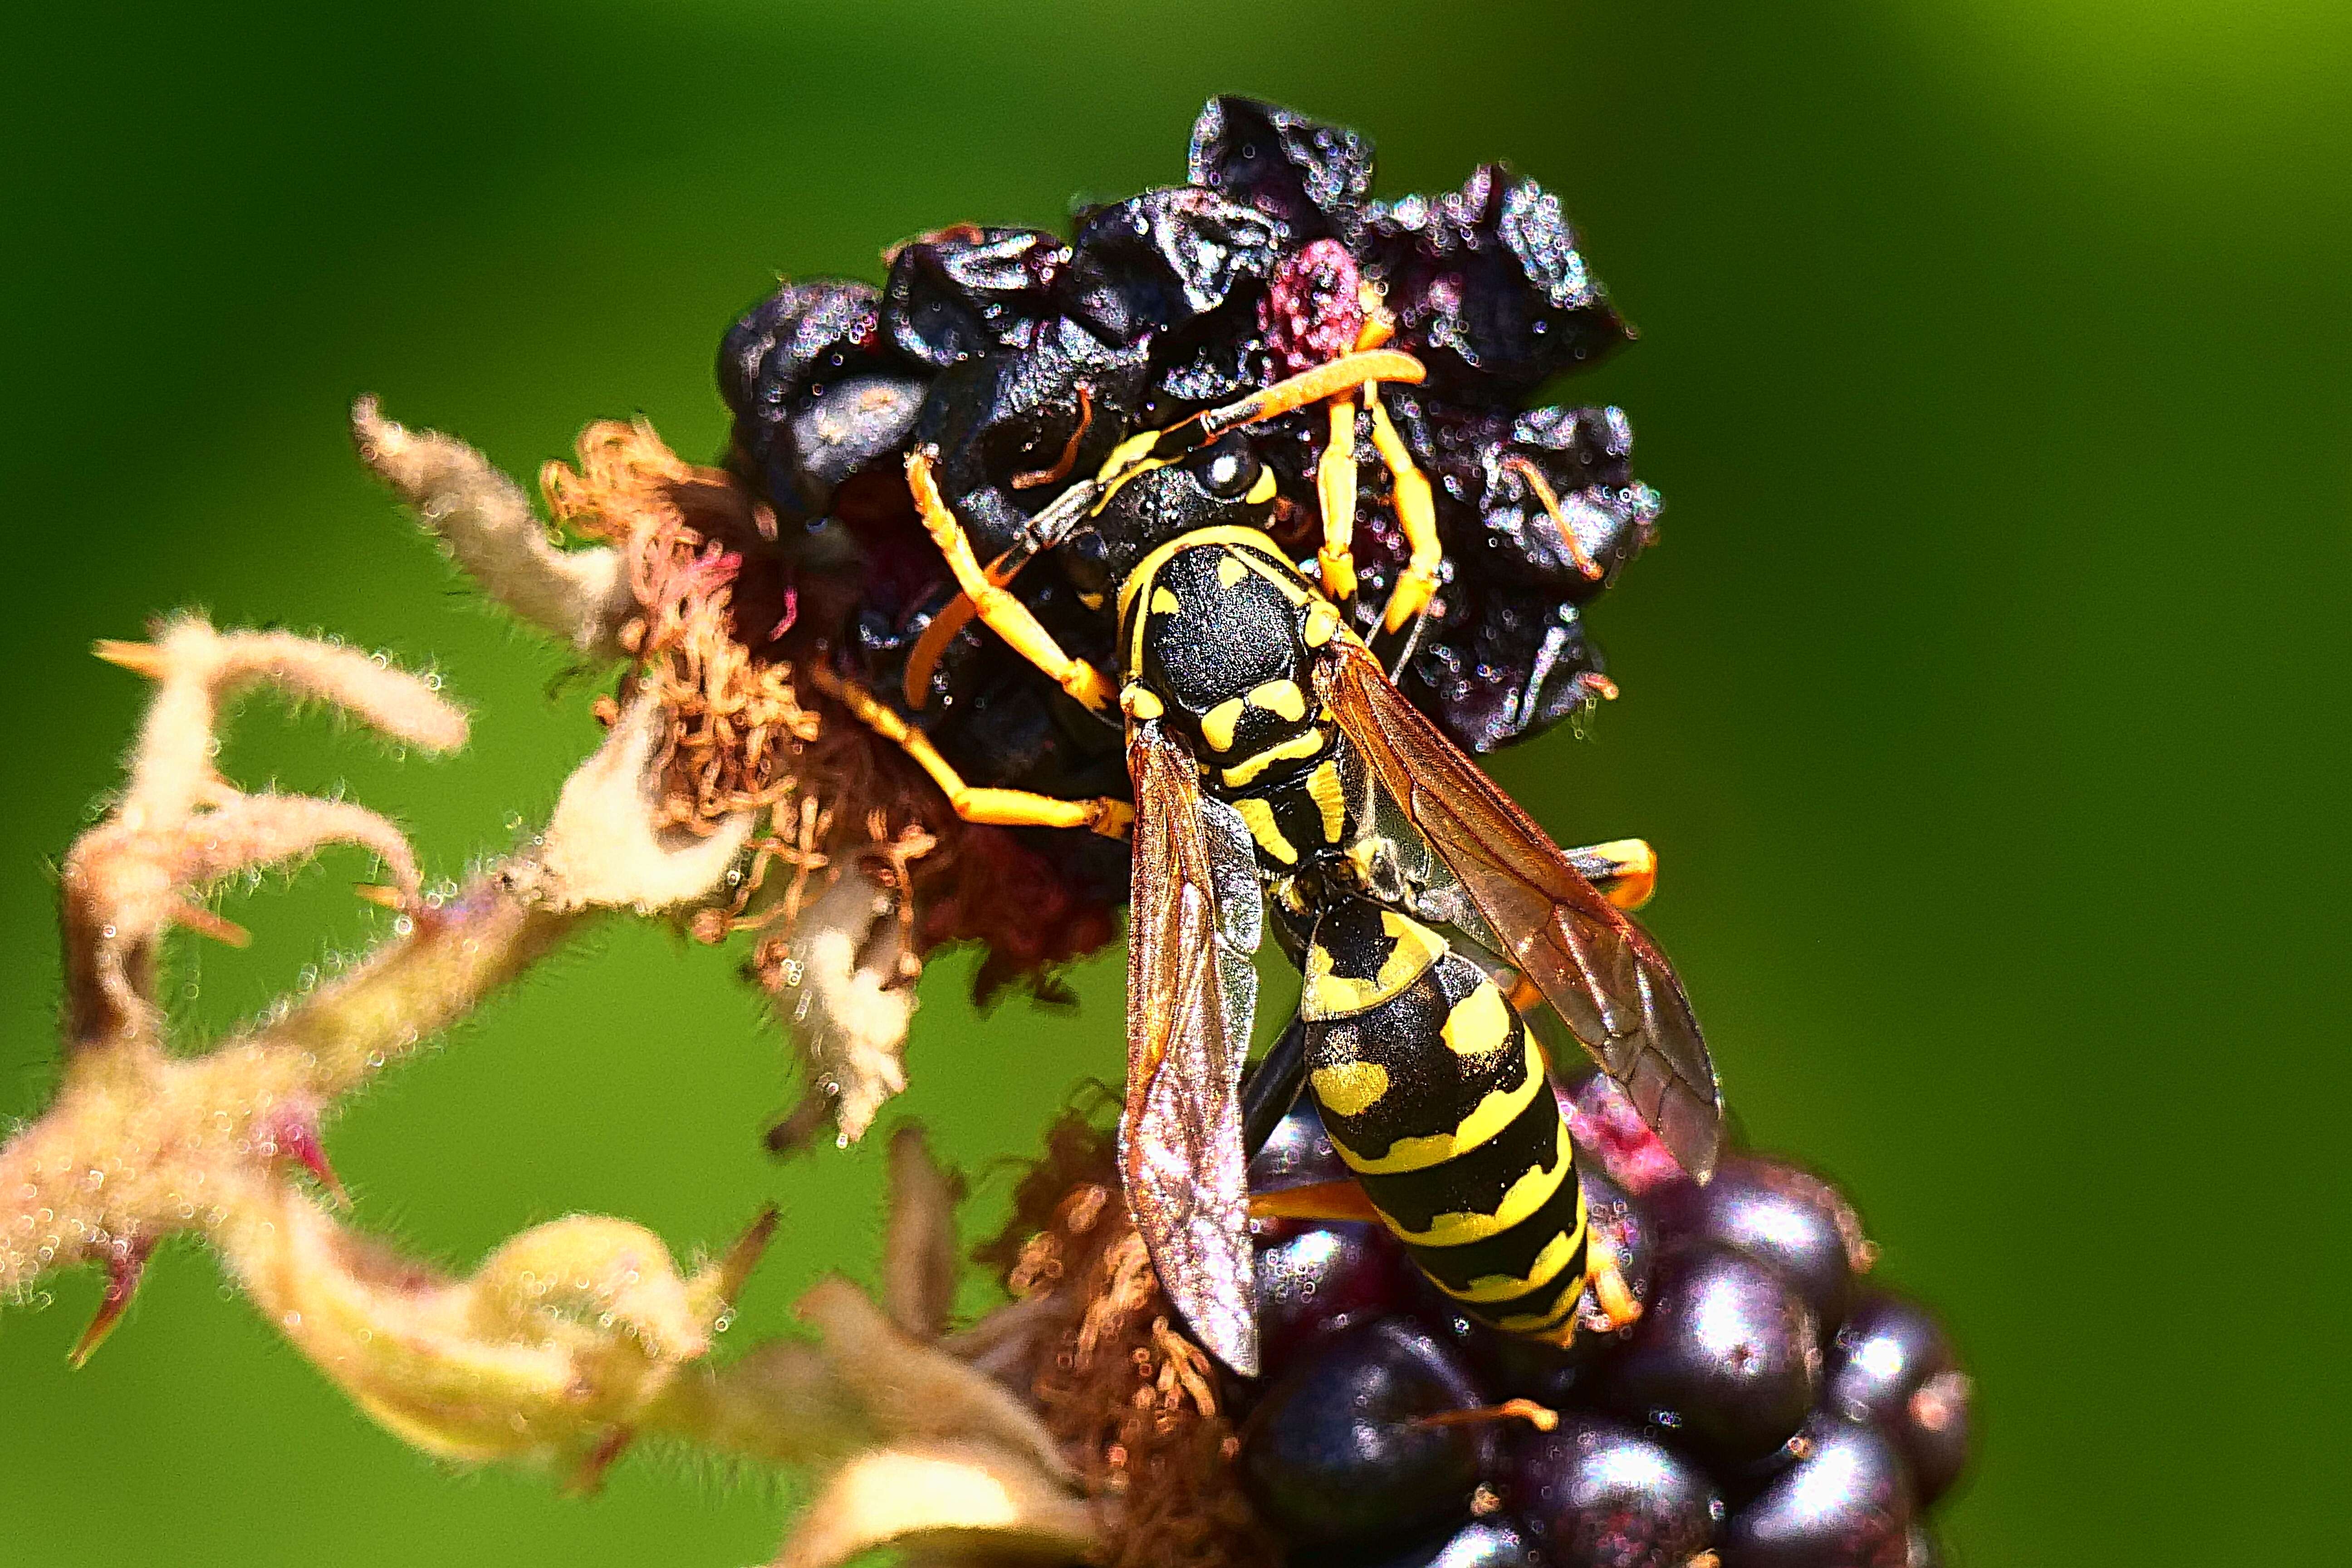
[1301,894,1593,1341]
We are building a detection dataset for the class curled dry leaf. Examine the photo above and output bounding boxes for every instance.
[222,1184,773,1480]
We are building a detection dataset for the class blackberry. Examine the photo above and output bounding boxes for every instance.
[1254,1221,1420,1377]
[1238,1318,1493,1550]
[1178,1046,1974,1568]
[1597,1242,1823,1468]
[718,95,1664,779]
[1188,94,1376,244]
[1359,1519,1534,1568]
[1247,1094,1353,1196]
[1360,162,1630,401]
[1688,1156,1873,1327]
[882,225,1069,368]
[1826,1293,1972,1506]
[1716,1416,1915,1568]
[1505,1414,1720,1568]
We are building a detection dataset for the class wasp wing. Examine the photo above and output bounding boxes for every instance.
[1316,637,1723,1181]
[1122,721,1263,1375]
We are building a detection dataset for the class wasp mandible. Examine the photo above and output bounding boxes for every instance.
[813,351,1721,1377]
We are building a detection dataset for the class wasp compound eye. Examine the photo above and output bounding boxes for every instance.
[1189,433,1264,500]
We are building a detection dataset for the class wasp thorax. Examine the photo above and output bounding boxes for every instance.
[1124,540,1319,755]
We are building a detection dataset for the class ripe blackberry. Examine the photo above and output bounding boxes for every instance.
[1688,1156,1874,1327]
[1359,1519,1533,1568]
[1716,1416,1914,1568]
[1504,1413,1720,1568]
[1596,1241,1822,1468]
[1254,1221,1420,1377]
[1237,1318,1493,1550]
[1020,1057,1981,1568]
[1826,1293,1972,1506]
[1247,1092,1353,1196]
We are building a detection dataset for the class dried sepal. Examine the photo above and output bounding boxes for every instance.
[772,1441,1102,1568]
[539,418,813,833]
[526,686,756,914]
[974,1115,1279,1568]
[759,865,922,1144]
[652,1133,1099,1568]
[882,1124,964,1341]
[353,397,635,659]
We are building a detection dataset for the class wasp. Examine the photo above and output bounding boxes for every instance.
[812,349,1720,1376]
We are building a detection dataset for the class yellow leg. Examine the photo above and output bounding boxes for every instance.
[1563,838,1657,911]
[1315,398,1360,602]
[1246,1179,1383,1225]
[813,666,1133,838]
[906,450,1115,713]
[1365,392,1441,633]
[1310,313,1403,604]
[1583,1232,1644,1333]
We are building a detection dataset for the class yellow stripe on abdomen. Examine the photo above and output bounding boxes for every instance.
[1428,1210,1588,1305]
[1328,1037,1546,1175]
[1374,1141,1574,1248]
[1302,910,1447,1019]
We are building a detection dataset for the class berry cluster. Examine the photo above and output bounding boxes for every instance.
[1237,1078,1970,1567]
[716,93,1661,832]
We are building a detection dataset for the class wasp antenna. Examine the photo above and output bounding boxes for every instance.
[1198,348,1427,440]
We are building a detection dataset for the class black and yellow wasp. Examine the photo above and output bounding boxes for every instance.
[815,349,1721,1377]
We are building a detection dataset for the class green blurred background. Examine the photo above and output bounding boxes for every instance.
[4,1,2346,1563]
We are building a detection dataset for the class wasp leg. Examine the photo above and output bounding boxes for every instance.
[1580,1231,1644,1334]
[1364,392,1442,634]
[1563,838,1658,911]
[1315,397,1361,602]
[1247,1178,1384,1225]
[906,449,1116,713]
[902,540,1036,710]
[1241,1014,1310,1157]
[812,665,1133,838]
[1309,313,1402,604]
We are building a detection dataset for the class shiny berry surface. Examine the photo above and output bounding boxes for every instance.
[1239,1318,1491,1549]
[1599,1242,1821,1466]
[1357,1518,1533,1568]
[1718,1417,1914,1568]
[1828,1292,1971,1506]
[1255,1221,1418,1376]
[1248,1096,1352,1196]
[1690,1156,1870,1326]
[1506,1413,1719,1568]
